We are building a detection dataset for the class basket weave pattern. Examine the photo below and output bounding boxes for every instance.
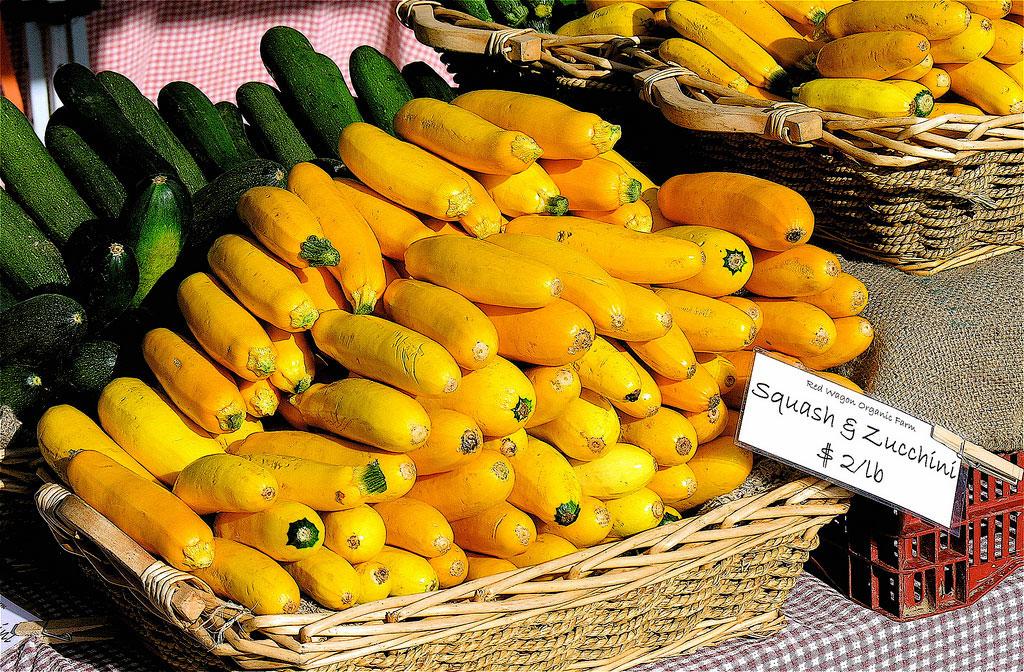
[36,477,848,671]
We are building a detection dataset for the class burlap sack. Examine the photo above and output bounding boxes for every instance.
[838,252,1024,454]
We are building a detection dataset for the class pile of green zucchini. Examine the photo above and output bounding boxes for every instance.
[442,0,587,31]
[0,26,455,424]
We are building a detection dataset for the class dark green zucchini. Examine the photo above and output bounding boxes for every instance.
[44,117,127,219]
[52,64,172,186]
[0,95,94,245]
[188,159,287,249]
[260,27,362,157]
[215,101,260,162]
[0,364,47,417]
[349,46,415,136]
[451,1,493,21]
[66,340,119,392]
[490,0,529,26]
[158,82,247,178]
[401,61,457,102]
[96,70,207,194]
[125,175,188,307]
[64,221,139,329]
[236,81,316,168]
[0,293,88,364]
[0,283,16,313]
[0,189,71,295]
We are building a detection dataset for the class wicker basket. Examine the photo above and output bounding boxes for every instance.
[35,475,849,671]
[399,1,1024,275]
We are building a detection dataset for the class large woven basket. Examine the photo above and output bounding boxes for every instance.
[400,1,1024,275]
[35,475,849,671]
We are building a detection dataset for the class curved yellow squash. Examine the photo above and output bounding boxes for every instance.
[284,547,361,610]
[531,392,619,461]
[605,487,665,537]
[236,186,340,268]
[451,501,537,557]
[241,452,388,511]
[422,356,536,436]
[407,408,483,476]
[507,436,584,526]
[537,495,612,547]
[619,405,698,466]
[37,404,156,481]
[571,443,657,499]
[214,500,325,562]
[374,498,454,558]
[172,453,278,515]
[524,365,582,429]
[408,451,515,520]
[192,538,299,615]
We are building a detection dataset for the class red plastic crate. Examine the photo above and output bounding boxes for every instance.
[811,452,1023,620]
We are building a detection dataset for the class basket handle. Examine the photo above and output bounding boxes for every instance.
[405,3,543,62]
[634,68,822,143]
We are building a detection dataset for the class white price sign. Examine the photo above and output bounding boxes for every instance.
[736,352,965,529]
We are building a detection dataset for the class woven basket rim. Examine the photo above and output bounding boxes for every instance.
[399,1,1024,168]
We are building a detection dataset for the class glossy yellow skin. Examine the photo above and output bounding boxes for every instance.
[574,198,654,233]
[767,1,850,26]
[697,353,740,400]
[524,366,582,429]
[266,326,316,395]
[172,453,278,515]
[627,324,697,381]
[339,122,474,220]
[605,487,665,537]
[815,31,930,79]
[801,272,869,318]
[373,546,439,596]
[801,316,875,370]
[571,443,658,499]
[506,534,579,568]
[988,18,1024,62]
[619,406,698,466]
[405,236,562,309]
[537,495,612,547]
[481,428,529,459]
[795,78,924,118]
[891,54,934,81]
[285,547,361,610]
[541,156,641,211]
[506,215,702,285]
[658,38,749,91]
[961,1,1012,18]
[429,544,469,588]
[993,61,1023,88]
[177,272,277,381]
[655,363,721,413]
[531,393,619,460]
[931,15,996,63]
[823,0,971,39]
[98,377,223,485]
[313,310,461,397]
[142,328,245,433]
[215,500,324,562]
[291,380,431,452]
[294,266,347,313]
[481,300,595,366]
[353,561,392,603]
[572,336,643,404]
[467,554,518,579]
[396,98,542,175]
[236,186,339,268]
[658,226,753,297]
[612,348,662,419]
[384,279,498,370]
[558,2,655,37]
[719,296,763,340]
[67,451,213,571]
[243,452,385,511]
[213,416,263,451]
[323,505,387,564]
[333,178,435,261]
[698,0,814,69]
[507,436,584,526]
[421,356,536,436]
[451,502,537,557]
[453,90,620,160]
[609,278,672,342]
[475,163,567,218]
[752,299,838,358]
[945,58,1024,114]
[408,409,482,476]
[657,288,755,352]
[37,404,155,481]
[375,498,455,558]
[444,162,505,239]
[648,464,698,505]
[192,539,299,615]
[880,79,934,111]
[916,68,952,98]
[408,451,515,520]
[208,233,319,330]
[238,378,279,418]
[685,405,728,444]
[685,437,754,509]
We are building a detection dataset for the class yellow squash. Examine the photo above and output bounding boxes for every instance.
[945,59,1024,114]
[375,498,455,558]
[557,2,655,36]
[752,299,838,358]
[177,272,277,381]
[482,428,529,459]
[322,505,387,564]
[36,405,155,481]
[609,278,673,341]
[407,408,483,476]
[405,236,562,308]
[215,500,324,562]
[655,363,721,413]
[332,178,435,261]
[290,379,431,452]
[530,392,620,460]
[794,78,931,118]
[294,266,347,313]
[353,561,392,603]
[928,101,986,117]
[611,347,662,419]
[524,365,582,428]
[285,547,361,610]
[312,310,461,396]
[598,150,671,232]
[480,300,595,366]
[658,38,749,91]
[915,67,952,99]
[506,435,583,526]
[506,533,579,568]
[685,405,728,444]
[429,544,469,588]
[658,226,753,297]
[962,1,1012,18]
[697,353,739,400]
[208,233,319,330]
[627,324,697,381]
[395,98,542,175]
[451,501,537,557]
[815,31,931,79]
[801,316,875,370]
[474,163,568,217]
[98,377,223,484]
[891,54,935,81]
[339,122,474,220]
[452,90,620,159]
[574,200,654,233]
[822,1,971,39]
[242,452,387,511]
[719,296,764,339]
[930,15,996,63]
[537,496,612,547]
[648,463,698,505]
[801,272,869,318]
[658,173,813,250]
[506,215,703,285]
[540,157,641,211]
[572,443,657,499]
[988,18,1024,62]
[67,451,213,570]
[605,487,665,537]
[408,451,515,520]
[421,356,536,436]
[697,1,816,70]
[444,161,505,238]
[266,326,316,394]
[685,437,754,508]
[656,288,756,352]
[238,378,280,418]
[767,1,851,26]
[619,405,698,466]
[746,244,841,297]
[172,453,278,515]
[373,546,439,595]
[467,554,518,579]
[213,415,263,451]
[572,336,643,404]
[192,538,299,615]
[236,186,340,267]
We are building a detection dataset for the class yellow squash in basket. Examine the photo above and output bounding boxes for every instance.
[285,547,361,610]
[537,495,612,547]
[192,538,300,615]
[619,405,698,466]
[322,505,387,564]
[375,498,455,558]
[524,365,582,428]
[822,0,971,39]
[429,544,469,588]
[407,409,483,476]
[451,501,537,557]
[36,405,156,481]
[172,453,278,515]
[215,500,325,562]
[572,443,658,499]
[605,487,665,537]
[507,436,584,526]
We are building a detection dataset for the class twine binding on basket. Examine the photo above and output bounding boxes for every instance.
[639,66,697,107]
[395,0,440,27]
[765,102,820,145]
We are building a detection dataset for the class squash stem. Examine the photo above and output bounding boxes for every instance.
[619,178,642,206]
[349,287,377,316]
[218,405,245,432]
[553,500,581,527]
[544,195,569,216]
[510,134,543,164]
[247,346,278,378]
[591,121,621,154]
[289,301,320,329]
[300,235,341,267]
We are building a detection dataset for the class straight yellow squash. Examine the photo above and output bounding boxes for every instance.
[572,443,657,499]
[172,453,278,515]
[801,316,875,370]
[236,186,340,268]
[746,244,841,297]
[407,408,482,476]
[420,356,536,436]
[541,157,641,211]
[945,59,1024,114]
[524,365,582,428]
[572,336,643,404]
[214,500,325,562]
[815,31,931,80]
[658,38,749,91]
[801,272,869,318]
[36,405,155,481]
[474,163,568,217]
[656,288,755,352]
[752,299,838,358]
[929,15,996,63]
[241,452,387,511]
[655,363,722,413]
[536,496,612,547]
[374,498,454,557]
[608,278,673,341]
[480,300,595,366]
[557,2,655,36]
[408,450,515,520]
[192,538,299,614]
[322,505,387,564]
[450,502,537,557]
[719,296,764,339]
[684,437,753,508]
[332,178,435,261]
[988,18,1024,62]
[657,226,753,297]
[285,547,361,610]
[822,1,972,39]
[619,405,698,466]
[605,487,665,536]
[697,1,816,70]
[373,546,439,595]
[627,324,697,381]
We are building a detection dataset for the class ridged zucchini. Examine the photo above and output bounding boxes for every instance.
[236,82,316,168]
[401,61,456,102]
[65,340,120,393]
[350,46,415,136]
[0,364,46,417]
[215,101,260,162]
[189,159,287,249]
[492,0,530,26]
[158,82,247,177]
[0,294,88,364]
[96,70,207,194]
[126,174,188,307]
[0,189,70,294]
[64,221,139,329]
[0,95,94,244]
[44,116,127,219]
